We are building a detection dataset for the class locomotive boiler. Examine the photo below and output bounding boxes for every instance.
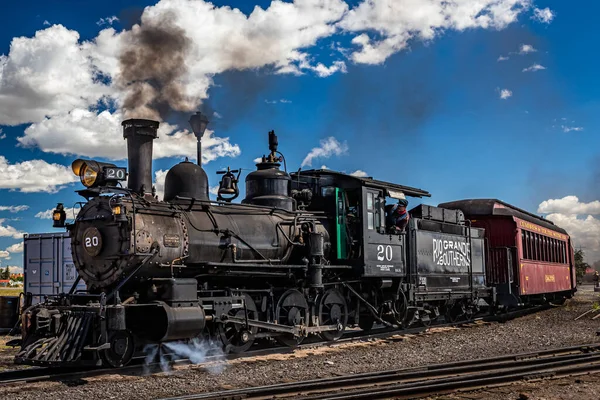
[15,113,576,368]
[72,119,328,291]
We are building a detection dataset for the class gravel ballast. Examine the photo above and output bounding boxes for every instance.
[2,286,600,400]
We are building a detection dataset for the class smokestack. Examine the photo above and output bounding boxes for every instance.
[122,119,159,195]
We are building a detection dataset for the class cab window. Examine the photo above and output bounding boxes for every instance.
[366,191,381,231]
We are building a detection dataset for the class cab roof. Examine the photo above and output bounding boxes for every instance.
[291,169,431,198]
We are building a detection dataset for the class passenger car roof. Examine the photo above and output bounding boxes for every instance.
[438,198,568,235]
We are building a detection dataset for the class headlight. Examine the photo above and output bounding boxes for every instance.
[81,164,99,187]
[72,159,127,188]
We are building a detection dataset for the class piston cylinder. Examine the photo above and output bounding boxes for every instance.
[159,304,206,341]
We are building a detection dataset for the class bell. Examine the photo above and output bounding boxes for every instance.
[218,175,236,195]
[216,167,241,202]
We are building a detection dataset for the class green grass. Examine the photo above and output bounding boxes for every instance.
[0,288,23,297]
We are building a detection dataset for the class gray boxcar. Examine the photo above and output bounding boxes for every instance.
[23,232,86,304]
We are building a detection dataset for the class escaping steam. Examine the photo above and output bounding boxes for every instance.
[118,11,195,120]
[144,338,226,374]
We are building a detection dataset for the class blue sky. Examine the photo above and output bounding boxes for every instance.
[1,0,599,268]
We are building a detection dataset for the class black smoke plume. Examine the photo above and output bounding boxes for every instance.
[118,11,193,120]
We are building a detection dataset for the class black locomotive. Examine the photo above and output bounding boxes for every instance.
[15,116,572,367]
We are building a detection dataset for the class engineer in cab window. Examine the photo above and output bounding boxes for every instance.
[387,199,410,233]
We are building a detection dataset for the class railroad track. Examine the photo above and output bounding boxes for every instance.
[161,343,600,400]
[0,304,549,386]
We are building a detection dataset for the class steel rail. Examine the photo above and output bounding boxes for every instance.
[161,343,600,400]
[0,304,551,386]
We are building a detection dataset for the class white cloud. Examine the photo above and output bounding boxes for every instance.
[0,24,114,126]
[209,185,219,196]
[35,207,80,220]
[532,7,555,24]
[5,241,23,254]
[265,99,292,104]
[0,205,29,213]
[519,44,537,54]
[538,196,600,216]
[18,109,241,162]
[497,55,509,61]
[301,59,347,77]
[522,63,546,72]
[301,137,348,168]
[0,156,78,193]
[0,219,24,239]
[338,0,530,65]
[546,213,600,262]
[320,165,328,169]
[562,126,583,133]
[0,128,4,139]
[2,240,25,261]
[97,16,119,26]
[350,170,368,177]
[154,169,168,200]
[253,157,263,163]
[539,196,600,262]
[498,88,512,99]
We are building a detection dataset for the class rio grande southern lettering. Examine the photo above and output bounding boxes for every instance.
[433,239,471,267]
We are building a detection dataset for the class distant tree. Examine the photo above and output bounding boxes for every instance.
[594,260,600,272]
[574,249,590,281]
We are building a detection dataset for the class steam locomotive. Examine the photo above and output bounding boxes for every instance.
[15,115,576,368]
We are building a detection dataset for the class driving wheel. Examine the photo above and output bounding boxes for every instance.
[275,289,309,347]
[317,289,348,341]
[218,293,258,353]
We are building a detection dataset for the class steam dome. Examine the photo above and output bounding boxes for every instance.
[163,160,209,202]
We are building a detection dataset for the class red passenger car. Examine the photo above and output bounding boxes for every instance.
[438,199,576,305]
